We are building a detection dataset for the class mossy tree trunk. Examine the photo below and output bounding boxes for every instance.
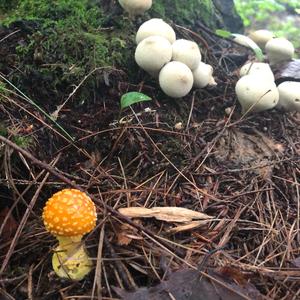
[0,0,243,106]
[151,0,243,32]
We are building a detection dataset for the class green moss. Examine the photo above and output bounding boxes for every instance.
[0,123,32,149]
[1,0,137,106]
[0,0,222,108]
[12,135,33,148]
[3,0,102,27]
[0,123,8,137]
[0,82,9,98]
[152,0,215,27]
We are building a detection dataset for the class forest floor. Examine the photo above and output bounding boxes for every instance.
[0,14,300,300]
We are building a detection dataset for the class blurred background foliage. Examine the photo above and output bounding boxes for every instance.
[234,0,300,48]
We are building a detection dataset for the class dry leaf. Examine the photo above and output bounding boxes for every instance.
[113,268,264,300]
[0,207,18,242]
[215,129,284,180]
[167,220,210,234]
[128,263,148,275]
[273,59,300,84]
[291,256,300,268]
[116,223,141,246]
[118,207,213,223]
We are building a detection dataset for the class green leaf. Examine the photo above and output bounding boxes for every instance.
[215,29,233,38]
[252,47,264,62]
[120,92,152,110]
[232,34,264,62]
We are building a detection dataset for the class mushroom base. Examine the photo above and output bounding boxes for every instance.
[52,237,93,281]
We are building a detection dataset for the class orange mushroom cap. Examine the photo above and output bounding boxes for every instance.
[42,189,97,237]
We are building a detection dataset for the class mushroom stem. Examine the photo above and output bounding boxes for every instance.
[52,236,92,280]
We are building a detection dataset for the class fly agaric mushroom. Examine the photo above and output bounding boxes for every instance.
[239,62,274,82]
[42,189,97,280]
[159,61,193,98]
[235,74,279,113]
[192,61,217,88]
[136,18,176,44]
[135,35,172,74]
[118,0,152,17]
[248,30,275,50]
[171,39,201,70]
[265,37,294,65]
[277,81,300,112]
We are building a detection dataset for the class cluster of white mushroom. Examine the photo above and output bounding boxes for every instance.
[134,18,217,98]
[118,0,152,17]
[235,29,299,113]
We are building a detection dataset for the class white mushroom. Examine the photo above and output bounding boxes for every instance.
[136,18,176,44]
[192,62,217,88]
[172,39,201,70]
[239,62,274,82]
[159,61,194,98]
[135,36,172,73]
[118,0,152,16]
[235,74,279,113]
[248,30,275,49]
[265,38,294,65]
[277,81,300,112]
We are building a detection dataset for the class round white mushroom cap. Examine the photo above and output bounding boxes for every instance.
[248,30,275,49]
[265,38,294,65]
[159,61,194,98]
[118,0,152,16]
[277,81,300,112]
[136,18,176,44]
[192,62,217,88]
[172,39,201,70]
[235,74,279,113]
[239,62,274,82]
[135,36,172,73]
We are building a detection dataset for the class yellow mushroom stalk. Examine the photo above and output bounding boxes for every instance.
[42,189,97,280]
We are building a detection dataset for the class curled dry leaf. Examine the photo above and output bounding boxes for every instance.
[167,220,211,234]
[116,222,142,246]
[118,207,213,223]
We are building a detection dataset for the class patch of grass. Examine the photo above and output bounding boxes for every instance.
[12,134,32,148]
[0,123,32,150]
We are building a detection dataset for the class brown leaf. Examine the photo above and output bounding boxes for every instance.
[167,220,210,234]
[113,268,264,300]
[0,207,18,242]
[215,129,284,180]
[273,59,300,84]
[116,223,142,246]
[218,266,248,285]
[291,256,300,268]
[118,207,213,223]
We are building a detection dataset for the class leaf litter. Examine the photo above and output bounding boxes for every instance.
[0,14,300,300]
[114,267,264,300]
